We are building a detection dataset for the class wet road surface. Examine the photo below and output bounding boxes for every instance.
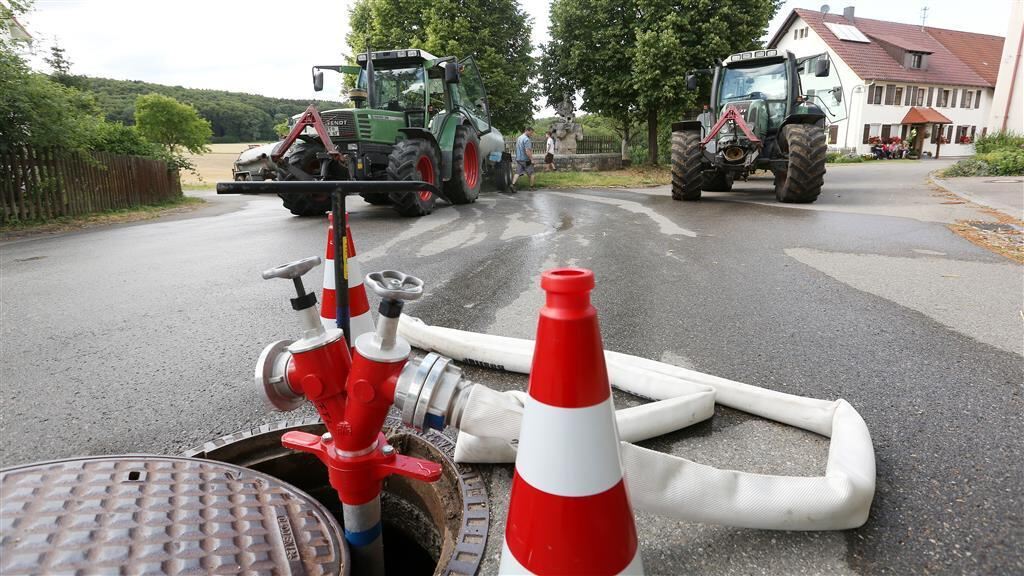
[1,160,1021,575]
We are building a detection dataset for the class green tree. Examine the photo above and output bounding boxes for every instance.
[542,0,642,160]
[134,93,212,154]
[347,0,537,133]
[0,46,102,153]
[544,0,781,164]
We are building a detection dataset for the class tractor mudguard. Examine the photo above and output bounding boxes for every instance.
[671,120,702,133]
[780,113,826,129]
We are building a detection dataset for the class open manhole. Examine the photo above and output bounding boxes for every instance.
[184,416,488,576]
[0,455,347,575]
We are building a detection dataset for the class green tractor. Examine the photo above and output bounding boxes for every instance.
[671,49,845,204]
[266,49,512,217]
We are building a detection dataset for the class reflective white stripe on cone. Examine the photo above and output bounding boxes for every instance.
[320,215,375,341]
[500,268,642,575]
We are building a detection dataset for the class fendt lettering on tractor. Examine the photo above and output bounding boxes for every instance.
[233,49,513,217]
[671,49,847,204]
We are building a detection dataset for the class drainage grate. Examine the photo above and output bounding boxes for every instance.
[0,455,347,575]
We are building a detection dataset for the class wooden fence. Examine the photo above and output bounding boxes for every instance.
[0,147,182,225]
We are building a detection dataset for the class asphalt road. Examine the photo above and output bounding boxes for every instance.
[1,160,1021,575]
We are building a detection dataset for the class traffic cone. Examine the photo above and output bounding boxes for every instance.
[320,213,376,343]
[499,268,643,575]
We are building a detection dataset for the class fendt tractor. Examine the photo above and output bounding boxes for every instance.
[671,48,846,203]
[233,49,513,217]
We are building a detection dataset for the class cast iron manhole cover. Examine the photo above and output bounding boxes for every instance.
[0,455,347,575]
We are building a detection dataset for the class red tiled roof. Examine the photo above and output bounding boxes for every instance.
[770,9,1004,88]
[924,27,1004,86]
[901,107,952,124]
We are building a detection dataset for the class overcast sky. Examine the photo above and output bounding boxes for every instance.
[18,0,1012,105]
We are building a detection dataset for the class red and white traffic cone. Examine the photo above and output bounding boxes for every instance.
[321,214,376,343]
[500,268,643,575]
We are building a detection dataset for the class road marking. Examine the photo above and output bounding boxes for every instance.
[549,191,697,237]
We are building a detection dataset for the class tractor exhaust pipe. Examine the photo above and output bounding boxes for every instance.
[365,40,375,109]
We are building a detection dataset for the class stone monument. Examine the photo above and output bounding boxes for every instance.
[550,95,584,154]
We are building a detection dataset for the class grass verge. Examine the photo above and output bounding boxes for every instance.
[528,166,671,189]
[1,196,205,240]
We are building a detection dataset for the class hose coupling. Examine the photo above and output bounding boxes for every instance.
[394,352,475,432]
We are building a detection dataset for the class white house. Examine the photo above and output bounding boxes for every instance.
[769,6,1005,157]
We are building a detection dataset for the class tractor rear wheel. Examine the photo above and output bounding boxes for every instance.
[702,170,733,192]
[278,142,333,217]
[671,131,704,201]
[387,138,440,217]
[445,126,481,204]
[775,124,826,203]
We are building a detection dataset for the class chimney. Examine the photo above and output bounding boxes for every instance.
[843,6,855,21]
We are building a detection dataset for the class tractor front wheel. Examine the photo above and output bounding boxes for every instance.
[671,131,704,201]
[387,138,440,217]
[445,126,482,204]
[278,142,334,217]
[775,124,826,203]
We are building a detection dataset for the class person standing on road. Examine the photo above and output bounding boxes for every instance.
[544,130,557,172]
[512,127,535,192]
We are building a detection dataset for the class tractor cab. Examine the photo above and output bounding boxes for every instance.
[712,50,795,141]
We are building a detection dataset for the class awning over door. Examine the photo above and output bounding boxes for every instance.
[901,107,953,124]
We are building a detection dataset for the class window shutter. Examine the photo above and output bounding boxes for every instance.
[982,127,987,137]
[970,126,976,139]
[829,124,838,144]
[975,90,982,109]
[931,125,938,144]
[863,124,871,144]
[927,87,934,106]
[901,125,909,140]
[951,89,959,108]
[946,125,953,142]
[884,85,895,105]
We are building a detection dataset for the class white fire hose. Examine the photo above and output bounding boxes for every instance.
[398,315,875,531]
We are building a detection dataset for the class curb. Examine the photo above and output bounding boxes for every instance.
[929,172,1023,221]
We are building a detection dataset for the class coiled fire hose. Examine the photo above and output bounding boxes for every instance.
[397,315,875,531]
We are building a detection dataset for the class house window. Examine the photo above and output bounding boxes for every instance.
[910,53,923,69]
[963,91,972,108]
[894,86,904,105]
[863,123,882,144]
[955,126,968,143]
[868,85,884,105]
[794,29,799,40]
[917,88,926,106]
[945,125,954,143]
[884,84,897,105]
[937,89,950,107]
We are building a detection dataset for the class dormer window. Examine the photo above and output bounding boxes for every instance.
[909,53,923,69]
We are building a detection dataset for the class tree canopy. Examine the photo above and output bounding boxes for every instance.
[134,93,212,155]
[543,0,782,163]
[81,77,342,143]
[347,0,537,133]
